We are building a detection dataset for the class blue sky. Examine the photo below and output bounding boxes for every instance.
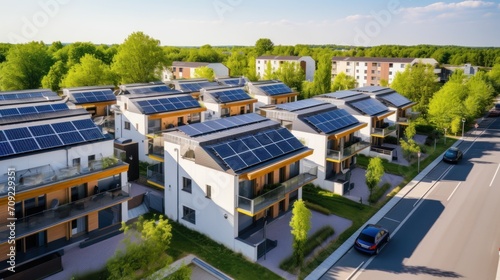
[1,0,499,46]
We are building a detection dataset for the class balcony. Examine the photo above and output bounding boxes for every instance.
[0,186,130,243]
[147,163,164,187]
[371,125,397,138]
[237,167,317,215]
[0,160,127,198]
[148,136,165,160]
[326,138,370,162]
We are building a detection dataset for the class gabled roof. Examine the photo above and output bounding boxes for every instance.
[354,86,415,108]
[172,61,211,68]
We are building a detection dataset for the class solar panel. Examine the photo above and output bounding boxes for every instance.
[72,89,116,104]
[220,79,244,86]
[4,128,32,140]
[36,135,63,148]
[10,138,39,153]
[80,128,105,141]
[127,85,174,94]
[72,119,96,130]
[178,114,267,137]
[322,91,360,99]
[276,99,324,112]
[136,95,200,114]
[0,90,57,101]
[179,82,218,92]
[379,93,412,107]
[349,98,388,116]
[258,83,292,96]
[304,109,359,134]
[210,127,304,172]
[214,89,250,103]
[0,103,68,117]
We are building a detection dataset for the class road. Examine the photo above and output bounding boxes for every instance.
[320,117,500,280]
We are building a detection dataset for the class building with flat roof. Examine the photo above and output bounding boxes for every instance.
[165,62,229,81]
[200,86,256,121]
[256,55,315,81]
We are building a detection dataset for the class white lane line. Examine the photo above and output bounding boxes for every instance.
[490,164,500,187]
[447,182,462,201]
[383,217,401,223]
[346,261,365,280]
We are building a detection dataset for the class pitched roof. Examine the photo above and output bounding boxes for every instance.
[256,55,302,61]
[172,61,211,68]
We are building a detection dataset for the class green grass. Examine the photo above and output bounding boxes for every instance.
[304,200,331,215]
[368,183,391,204]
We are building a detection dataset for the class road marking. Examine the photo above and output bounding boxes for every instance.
[490,164,500,187]
[447,182,461,201]
[383,217,401,223]
[346,261,365,280]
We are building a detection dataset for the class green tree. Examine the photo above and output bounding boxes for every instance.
[0,43,12,63]
[244,54,259,81]
[0,41,53,90]
[112,31,167,84]
[67,42,98,67]
[366,157,384,198]
[191,44,222,63]
[263,61,275,80]
[106,215,173,280]
[311,53,332,94]
[331,72,357,92]
[61,54,116,88]
[290,199,311,268]
[42,61,67,91]
[274,61,305,91]
[399,122,421,161]
[487,64,500,93]
[225,49,247,77]
[255,38,274,56]
[193,66,215,81]
[464,72,495,119]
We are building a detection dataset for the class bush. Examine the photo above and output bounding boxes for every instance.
[368,182,391,204]
[304,201,331,215]
[415,124,435,134]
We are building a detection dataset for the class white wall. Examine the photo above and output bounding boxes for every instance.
[116,110,149,162]
[299,56,316,81]
[208,63,230,78]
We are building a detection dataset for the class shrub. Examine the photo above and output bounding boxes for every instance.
[304,201,331,215]
[415,124,435,134]
[368,182,391,204]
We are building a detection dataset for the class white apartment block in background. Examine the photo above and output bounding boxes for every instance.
[256,55,315,81]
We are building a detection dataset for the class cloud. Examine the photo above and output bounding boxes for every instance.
[399,1,499,22]
[343,14,373,22]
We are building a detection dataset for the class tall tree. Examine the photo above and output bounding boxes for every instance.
[366,157,384,198]
[464,72,495,119]
[61,54,116,88]
[225,49,247,77]
[331,72,357,92]
[255,38,274,56]
[274,62,305,91]
[112,31,167,84]
[0,41,53,90]
[42,61,67,91]
[193,66,215,81]
[311,53,332,94]
[244,54,259,81]
[487,64,500,93]
[67,42,98,67]
[263,61,275,80]
[290,199,311,268]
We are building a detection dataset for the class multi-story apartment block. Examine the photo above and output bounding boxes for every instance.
[331,57,440,86]
[200,86,256,121]
[0,89,129,276]
[165,62,229,81]
[163,114,317,261]
[256,55,315,81]
[260,99,369,194]
[247,80,298,112]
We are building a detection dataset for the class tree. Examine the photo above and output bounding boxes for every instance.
[42,61,67,91]
[61,54,116,88]
[67,42,98,67]
[0,41,53,90]
[331,72,357,92]
[274,62,305,91]
[106,215,174,280]
[112,31,167,84]
[193,66,215,81]
[255,38,274,56]
[263,61,275,80]
[244,53,259,81]
[366,157,384,199]
[487,64,500,93]
[464,72,495,119]
[225,49,247,77]
[190,44,222,63]
[311,52,332,94]
[399,122,421,161]
[290,199,311,268]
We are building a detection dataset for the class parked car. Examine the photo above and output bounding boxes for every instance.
[488,108,500,117]
[443,147,463,163]
[354,224,390,255]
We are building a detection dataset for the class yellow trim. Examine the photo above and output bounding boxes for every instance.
[329,123,368,140]
[239,149,313,180]
[148,107,207,120]
[236,208,254,216]
[0,164,129,204]
[80,101,116,107]
[401,102,417,111]
[220,99,257,109]
[237,199,284,217]
[147,180,165,189]
[148,154,164,162]
[376,111,395,121]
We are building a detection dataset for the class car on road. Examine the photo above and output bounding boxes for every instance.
[443,147,463,163]
[354,224,390,255]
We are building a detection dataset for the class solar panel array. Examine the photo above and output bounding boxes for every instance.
[213,89,250,103]
[323,91,360,99]
[349,98,388,115]
[136,96,200,114]
[72,89,116,104]
[258,83,292,96]
[221,79,244,86]
[179,114,266,137]
[0,91,57,101]
[276,99,324,112]
[304,109,359,134]
[127,85,174,94]
[0,103,68,118]
[379,93,411,107]
[210,127,304,172]
[0,119,105,157]
[179,82,218,92]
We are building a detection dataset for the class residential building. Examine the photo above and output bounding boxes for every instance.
[165,62,229,81]
[315,90,397,162]
[163,114,317,261]
[0,89,129,273]
[200,86,256,121]
[440,63,480,82]
[260,99,368,194]
[256,55,315,81]
[331,57,440,86]
[247,80,298,112]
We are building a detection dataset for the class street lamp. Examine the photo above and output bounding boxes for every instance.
[462,118,466,139]
[417,151,421,173]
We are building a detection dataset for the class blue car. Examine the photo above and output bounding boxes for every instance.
[443,147,463,163]
[354,224,390,255]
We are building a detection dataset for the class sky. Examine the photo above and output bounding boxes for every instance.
[0,0,499,47]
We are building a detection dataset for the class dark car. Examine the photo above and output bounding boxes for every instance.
[354,224,390,255]
[443,147,463,163]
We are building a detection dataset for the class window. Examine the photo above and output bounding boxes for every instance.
[364,62,368,66]
[182,206,196,224]
[372,62,377,67]
[179,67,183,72]
[371,70,375,74]
[257,60,260,64]
[364,70,367,74]
[206,185,212,198]
[172,67,176,71]
[182,177,192,193]
[356,76,359,79]
[356,62,359,66]
[88,155,95,162]
[124,121,131,130]
[389,71,393,75]
[257,67,260,70]
[364,76,367,80]
[401,64,405,68]
[356,69,359,73]
[389,63,393,68]
[346,69,350,73]
[346,62,350,66]
[72,158,80,166]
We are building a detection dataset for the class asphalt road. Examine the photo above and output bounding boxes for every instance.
[321,117,500,280]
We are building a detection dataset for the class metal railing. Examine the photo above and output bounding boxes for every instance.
[148,136,165,158]
[327,139,370,161]
[370,146,393,155]
[371,126,397,137]
[147,163,164,185]
[238,167,317,215]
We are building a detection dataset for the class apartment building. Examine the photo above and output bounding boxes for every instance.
[166,62,229,81]
[247,80,298,112]
[260,99,368,194]
[163,114,316,260]
[256,55,315,81]
[331,57,440,86]
[0,89,129,274]
[200,86,256,121]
